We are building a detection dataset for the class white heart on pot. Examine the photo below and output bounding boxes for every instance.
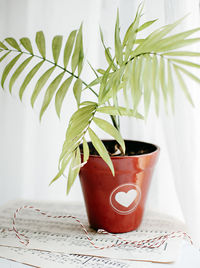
[115,189,137,208]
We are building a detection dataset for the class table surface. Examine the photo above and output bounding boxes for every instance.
[0,243,199,268]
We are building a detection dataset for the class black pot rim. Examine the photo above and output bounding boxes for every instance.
[80,139,160,159]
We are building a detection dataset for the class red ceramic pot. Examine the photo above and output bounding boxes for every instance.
[79,140,160,233]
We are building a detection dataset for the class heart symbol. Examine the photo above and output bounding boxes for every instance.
[115,189,137,208]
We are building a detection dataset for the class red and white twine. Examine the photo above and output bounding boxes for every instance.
[7,205,193,249]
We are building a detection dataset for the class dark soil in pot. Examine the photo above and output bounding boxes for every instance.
[80,139,158,156]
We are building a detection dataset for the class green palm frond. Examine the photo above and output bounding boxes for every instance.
[1,4,200,193]
[98,12,200,119]
[0,25,85,120]
[53,103,97,192]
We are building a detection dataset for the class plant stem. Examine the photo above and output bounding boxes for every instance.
[127,51,160,64]
[110,114,119,130]
[107,100,120,131]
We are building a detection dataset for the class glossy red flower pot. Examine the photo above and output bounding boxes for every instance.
[79,140,160,233]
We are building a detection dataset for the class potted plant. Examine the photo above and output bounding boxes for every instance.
[1,4,200,233]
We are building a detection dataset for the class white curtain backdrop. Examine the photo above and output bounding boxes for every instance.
[0,0,200,246]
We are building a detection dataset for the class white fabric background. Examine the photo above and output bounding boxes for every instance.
[0,0,200,246]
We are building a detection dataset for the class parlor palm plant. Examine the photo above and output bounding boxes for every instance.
[1,4,200,195]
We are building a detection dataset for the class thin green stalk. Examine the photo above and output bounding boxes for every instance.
[107,100,120,131]
[110,114,119,130]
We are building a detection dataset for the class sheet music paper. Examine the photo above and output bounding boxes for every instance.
[0,200,186,263]
[0,246,149,268]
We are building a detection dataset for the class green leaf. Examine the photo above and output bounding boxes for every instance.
[70,104,96,122]
[162,51,200,57]
[137,19,157,32]
[114,9,123,65]
[154,28,200,52]
[152,55,159,115]
[122,88,130,112]
[88,128,114,176]
[80,101,97,106]
[67,148,81,194]
[71,24,83,73]
[9,56,33,93]
[98,64,112,103]
[123,3,143,46]
[73,78,82,107]
[131,15,188,57]
[129,59,136,109]
[173,64,200,84]
[155,38,200,52]
[63,30,77,68]
[78,31,84,76]
[52,35,63,64]
[63,105,96,158]
[169,58,200,69]
[99,27,117,71]
[67,112,92,141]
[97,68,105,75]
[31,66,55,107]
[132,56,144,112]
[121,73,130,110]
[97,106,143,119]
[143,55,152,118]
[159,56,168,112]
[40,72,64,120]
[60,105,96,164]
[49,156,71,185]
[82,137,89,163]
[167,61,175,112]
[0,51,11,63]
[87,61,98,78]
[5,38,21,51]
[93,117,125,154]
[174,65,194,106]
[19,60,44,100]
[108,67,125,107]
[20,37,33,54]
[0,41,8,50]
[83,76,101,90]
[123,4,142,61]
[134,39,145,45]
[35,31,46,58]
[105,48,116,70]
[1,53,22,89]
[59,134,83,165]
[60,137,82,168]
[55,76,73,117]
